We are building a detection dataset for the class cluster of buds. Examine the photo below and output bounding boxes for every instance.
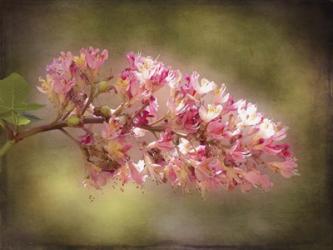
[39,47,298,193]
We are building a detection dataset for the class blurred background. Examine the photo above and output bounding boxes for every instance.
[1,0,333,248]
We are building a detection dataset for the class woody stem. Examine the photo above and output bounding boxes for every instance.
[13,117,106,142]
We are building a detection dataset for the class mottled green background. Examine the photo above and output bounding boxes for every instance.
[1,0,332,248]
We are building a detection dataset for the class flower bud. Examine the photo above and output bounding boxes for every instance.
[117,115,128,125]
[100,105,111,117]
[97,81,110,93]
[93,105,111,119]
[67,115,81,127]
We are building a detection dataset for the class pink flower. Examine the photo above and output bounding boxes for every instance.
[243,170,273,191]
[39,49,298,193]
[133,110,154,126]
[213,84,229,104]
[132,127,146,137]
[118,161,145,186]
[128,161,145,186]
[199,104,223,123]
[268,160,298,178]
[195,162,222,192]
[104,137,131,164]
[85,164,115,189]
[80,47,108,71]
[165,158,196,191]
[182,72,197,96]
[192,73,217,95]
[149,129,175,151]
[46,51,76,95]
[119,52,177,100]
[206,120,225,140]
[144,155,165,183]
[177,104,201,133]
[101,119,122,139]
[80,133,94,145]
[39,47,110,114]
[144,96,159,116]
[225,141,251,165]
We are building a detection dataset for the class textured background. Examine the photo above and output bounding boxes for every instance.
[1,0,333,249]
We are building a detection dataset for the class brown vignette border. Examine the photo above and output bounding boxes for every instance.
[0,0,333,249]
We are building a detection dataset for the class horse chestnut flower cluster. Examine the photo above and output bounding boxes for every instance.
[38,47,298,193]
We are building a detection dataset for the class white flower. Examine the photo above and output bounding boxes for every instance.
[175,99,186,113]
[214,84,229,104]
[237,101,262,126]
[132,127,146,137]
[199,104,222,122]
[258,118,276,138]
[194,78,217,95]
[135,57,157,83]
[132,160,148,182]
[178,138,192,154]
[167,70,182,89]
[134,160,145,172]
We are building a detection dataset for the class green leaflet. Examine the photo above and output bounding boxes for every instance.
[0,73,44,126]
[21,112,42,122]
[0,111,31,126]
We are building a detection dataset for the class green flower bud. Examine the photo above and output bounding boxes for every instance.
[100,105,111,117]
[97,81,110,93]
[67,115,81,127]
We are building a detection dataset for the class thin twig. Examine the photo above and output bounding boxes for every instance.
[59,128,79,144]
[62,106,76,121]
[149,113,168,126]
[59,128,91,161]
[80,87,95,117]
[14,117,105,142]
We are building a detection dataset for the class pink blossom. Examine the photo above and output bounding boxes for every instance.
[103,136,131,165]
[149,129,175,151]
[213,84,229,104]
[85,164,115,189]
[133,110,154,126]
[199,104,223,123]
[224,141,251,165]
[206,120,225,140]
[128,161,145,186]
[46,51,76,95]
[193,74,217,95]
[117,52,177,100]
[117,161,145,186]
[101,119,122,139]
[132,127,146,137]
[80,47,108,71]
[144,96,159,116]
[39,47,111,113]
[80,133,94,145]
[176,104,201,133]
[243,170,273,191]
[39,48,298,193]
[268,160,298,178]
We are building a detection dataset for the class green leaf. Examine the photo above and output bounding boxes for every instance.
[21,112,41,122]
[14,103,45,111]
[0,111,31,126]
[0,73,43,125]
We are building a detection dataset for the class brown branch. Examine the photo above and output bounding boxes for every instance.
[80,87,94,117]
[14,117,105,142]
[11,102,126,145]
[59,128,91,161]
